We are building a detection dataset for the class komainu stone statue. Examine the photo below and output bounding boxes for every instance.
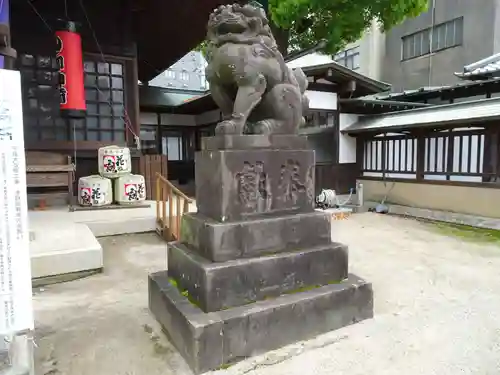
[148,4,373,373]
[205,3,309,135]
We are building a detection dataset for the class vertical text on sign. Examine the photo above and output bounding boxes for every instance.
[0,69,34,334]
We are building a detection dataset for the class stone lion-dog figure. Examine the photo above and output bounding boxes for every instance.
[205,3,309,135]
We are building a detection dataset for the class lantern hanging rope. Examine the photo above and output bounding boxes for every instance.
[78,0,140,150]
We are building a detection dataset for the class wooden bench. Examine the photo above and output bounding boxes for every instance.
[25,152,75,211]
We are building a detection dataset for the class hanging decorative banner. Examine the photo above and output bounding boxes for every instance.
[55,21,86,117]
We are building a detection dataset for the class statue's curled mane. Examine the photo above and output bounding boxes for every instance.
[206,3,278,55]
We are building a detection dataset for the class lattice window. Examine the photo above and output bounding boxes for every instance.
[304,110,335,128]
[81,60,126,142]
[361,128,493,183]
[18,53,128,144]
[19,54,64,142]
[362,135,417,179]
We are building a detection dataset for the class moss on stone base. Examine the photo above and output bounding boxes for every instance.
[168,277,201,308]
[169,276,344,311]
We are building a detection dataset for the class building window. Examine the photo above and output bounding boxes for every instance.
[19,54,64,143]
[19,54,128,144]
[401,17,463,60]
[334,47,360,70]
[162,135,184,161]
[82,61,126,142]
[165,69,176,79]
[304,110,335,128]
[200,74,208,89]
[179,72,190,81]
[140,126,157,155]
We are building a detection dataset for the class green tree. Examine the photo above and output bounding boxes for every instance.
[270,0,428,55]
[198,0,427,57]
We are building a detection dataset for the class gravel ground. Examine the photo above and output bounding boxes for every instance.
[33,214,500,375]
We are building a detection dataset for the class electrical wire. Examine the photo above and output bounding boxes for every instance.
[27,1,53,32]
[63,0,68,19]
[77,0,140,148]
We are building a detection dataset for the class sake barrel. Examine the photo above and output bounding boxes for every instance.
[78,175,113,207]
[98,145,131,178]
[114,174,146,205]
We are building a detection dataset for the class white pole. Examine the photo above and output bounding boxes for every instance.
[0,69,35,375]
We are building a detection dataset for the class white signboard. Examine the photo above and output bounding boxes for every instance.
[0,69,34,334]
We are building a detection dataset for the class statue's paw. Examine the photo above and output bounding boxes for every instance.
[215,120,242,134]
[253,120,273,134]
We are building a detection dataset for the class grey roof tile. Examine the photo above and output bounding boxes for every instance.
[455,52,500,79]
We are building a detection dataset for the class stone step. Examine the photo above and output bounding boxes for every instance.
[149,270,373,374]
[181,211,332,262]
[30,221,103,283]
[168,241,348,313]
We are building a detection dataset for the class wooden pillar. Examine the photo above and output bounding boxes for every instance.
[415,130,425,181]
[445,129,454,181]
[122,0,141,146]
[355,134,365,177]
[483,125,499,182]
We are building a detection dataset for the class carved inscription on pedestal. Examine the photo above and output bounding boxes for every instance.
[277,159,306,206]
[235,161,272,213]
[306,165,315,204]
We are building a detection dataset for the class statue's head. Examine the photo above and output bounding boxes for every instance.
[207,3,271,42]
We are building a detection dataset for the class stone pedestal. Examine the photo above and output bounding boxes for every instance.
[148,135,373,374]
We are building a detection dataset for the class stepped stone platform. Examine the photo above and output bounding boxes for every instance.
[148,135,373,373]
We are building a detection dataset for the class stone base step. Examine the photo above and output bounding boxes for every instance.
[181,211,332,262]
[29,222,103,282]
[168,241,349,312]
[148,270,373,374]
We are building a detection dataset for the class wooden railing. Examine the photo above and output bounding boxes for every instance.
[156,173,194,241]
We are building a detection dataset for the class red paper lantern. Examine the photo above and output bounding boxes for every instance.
[55,21,86,117]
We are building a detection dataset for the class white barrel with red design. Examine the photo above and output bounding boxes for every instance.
[98,145,131,178]
[78,175,113,206]
[114,173,146,205]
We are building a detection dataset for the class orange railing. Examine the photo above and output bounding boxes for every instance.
[155,173,194,241]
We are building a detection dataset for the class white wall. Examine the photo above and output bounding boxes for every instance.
[306,91,337,110]
[287,53,333,69]
[339,113,358,164]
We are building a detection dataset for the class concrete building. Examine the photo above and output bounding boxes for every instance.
[334,20,386,81]
[148,51,208,91]
[382,0,499,91]
[288,20,386,82]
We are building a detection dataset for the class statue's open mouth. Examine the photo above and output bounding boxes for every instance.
[217,20,247,34]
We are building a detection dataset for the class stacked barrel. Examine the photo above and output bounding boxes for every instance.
[78,145,146,207]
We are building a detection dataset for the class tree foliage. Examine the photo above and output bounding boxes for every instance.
[196,0,428,57]
[270,0,428,54]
